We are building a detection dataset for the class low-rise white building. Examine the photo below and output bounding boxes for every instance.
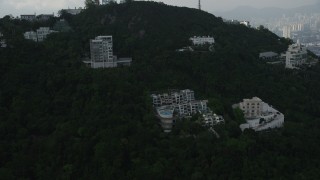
[20,14,36,21]
[190,36,215,45]
[37,27,56,42]
[239,97,263,118]
[235,97,284,132]
[151,89,195,107]
[24,27,56,42]
[285,43,308,69]
[174,100,208,117]
[151,89,224,132]
[24,31,38,42]
[203,112,224,127]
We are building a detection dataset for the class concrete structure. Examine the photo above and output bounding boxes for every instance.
[156,106,175,133]
[174,100,208,117]
[24,31,38,42]
[240,21,250,27]
[285,43,308,69]
[151,89,195,107]
[190,36,215,45]
[24,27,57,42]
[151,89,224,132]
[87,36,133,68]
[203,112,224,127]
[24,27,56,42]
[239,97,263,118]
[235,97,284,132]
[20,14,36,21]
[282,26,291,38]
[37,27,55,42]
[90,36,115,68]
[259,51,279,61]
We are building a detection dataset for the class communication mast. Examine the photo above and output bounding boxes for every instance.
[198,0,201,10]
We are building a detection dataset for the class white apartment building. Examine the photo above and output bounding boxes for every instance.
[20,14,36,21]
[236,97,284,132]
[239,97,263,118]
[24,27,56,42]
[37,27,54,42]
[285,43,308,69]
[90,36,115,68]
[174,100,208,117]
[282,26,291,38]
[203,112,224,127]
[24,31,38,42]
[190,36,215,45]
[151,89,207,117]
[151,89,195,107]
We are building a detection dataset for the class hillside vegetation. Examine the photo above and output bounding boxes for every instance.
[1,1,320,179]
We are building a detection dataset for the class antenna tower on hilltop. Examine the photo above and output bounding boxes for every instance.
[198,0,201,10]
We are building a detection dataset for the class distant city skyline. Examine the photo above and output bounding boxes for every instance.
[0,0,319,18]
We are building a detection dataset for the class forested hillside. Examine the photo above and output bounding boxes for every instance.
[1,1,320,179]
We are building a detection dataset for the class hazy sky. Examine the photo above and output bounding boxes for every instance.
[0,0,319,18]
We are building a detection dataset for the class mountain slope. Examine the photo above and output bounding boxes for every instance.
[1,2,320,179]
[59,1,288,57]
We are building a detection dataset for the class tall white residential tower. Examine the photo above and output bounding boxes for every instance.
[90,36,115,68]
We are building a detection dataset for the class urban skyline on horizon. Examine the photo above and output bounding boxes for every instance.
[0,0,319,18]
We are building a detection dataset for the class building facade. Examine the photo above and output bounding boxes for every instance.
[285,43,308,69]
[236,97,285,132]
[239,97,263,119]
[282,26,291,38]
[24,31,38,41]
[24,27,56,42]
[190,36,215,45]
[151,89,195,107]
[151,89,207,117]
[20,15,36,21]
[37,27,52,42]
[90,36,115,68]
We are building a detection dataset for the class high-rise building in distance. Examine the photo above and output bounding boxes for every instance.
[90,36,115,68]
